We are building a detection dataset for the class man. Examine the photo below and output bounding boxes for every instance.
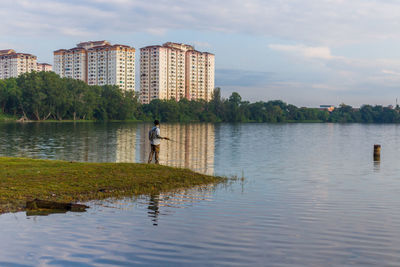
[148,120,169,164]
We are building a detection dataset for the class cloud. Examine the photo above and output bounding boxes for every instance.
[144,28,168,36]
[3,0,400,45]
[269,44,334,60]
[0,0,113,37]
[2,0,400,106]
[267,41,400,91]
[225,40,400,105]
[192,42,211,49]
[311,83,343,91]
[382,69,400,76]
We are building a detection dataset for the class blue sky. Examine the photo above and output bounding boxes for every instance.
[2,0,400,107]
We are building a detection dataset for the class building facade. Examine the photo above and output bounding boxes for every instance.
[140,42,215,104]
[54,41,135,91]
[54,47,87,82]
[0,49,37,79]
[87,44,135,90]
[185,50,215,101]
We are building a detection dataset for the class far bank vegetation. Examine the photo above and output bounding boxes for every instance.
[0,71,398,123]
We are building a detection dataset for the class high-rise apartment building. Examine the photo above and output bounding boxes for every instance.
[54,46,87,81]
[0,49,37,79]
[186,50,215,101]
[87,44,135,90]
[54,41,135,91]
[140,42,215,104]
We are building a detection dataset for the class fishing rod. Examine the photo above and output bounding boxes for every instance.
[163,138,185,145]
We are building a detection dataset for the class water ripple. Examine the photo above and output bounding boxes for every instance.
[3,123,400,265]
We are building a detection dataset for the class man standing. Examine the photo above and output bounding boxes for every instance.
[148,120,169,164]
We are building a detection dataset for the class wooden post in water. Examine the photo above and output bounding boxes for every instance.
[374,144,381,161]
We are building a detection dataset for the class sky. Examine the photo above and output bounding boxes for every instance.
[3,0,400,107]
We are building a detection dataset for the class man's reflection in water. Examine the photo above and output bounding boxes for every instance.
[373,160,380,172]
[147,194,160,226]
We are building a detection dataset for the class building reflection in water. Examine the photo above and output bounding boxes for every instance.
[115,127,136,162]
[138,123,215,175]
[0,122,215,175]
[67,124,137,163]
[0,122,219,226]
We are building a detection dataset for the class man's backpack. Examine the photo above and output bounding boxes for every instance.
[149,127,157,141]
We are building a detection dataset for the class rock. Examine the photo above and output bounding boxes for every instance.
[26,199,89,212]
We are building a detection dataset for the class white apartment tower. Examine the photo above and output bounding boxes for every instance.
[186,50,215,101]
[54,47,87,82]
[0,49,37,79]
[140,45,186,103]
[140,42,215,104]
[54,41,135,91]
[87,44,135,90]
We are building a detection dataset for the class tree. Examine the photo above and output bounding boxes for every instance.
[17,72,49,120]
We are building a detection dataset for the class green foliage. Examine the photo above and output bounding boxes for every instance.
[1,72,399,123]
[138,91,330,123]
[1,72,138,121]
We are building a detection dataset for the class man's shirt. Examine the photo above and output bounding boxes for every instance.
[151,126,161,145]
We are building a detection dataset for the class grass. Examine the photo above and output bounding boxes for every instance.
[0,112,17,122]
[0,157,226,214]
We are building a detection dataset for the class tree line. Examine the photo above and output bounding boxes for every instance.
[0,72,138,121]
[0,71,399,123]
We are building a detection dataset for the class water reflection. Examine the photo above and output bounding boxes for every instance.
[26,209,85,217]
[374,160,381,172]
[139,123,215,174]
[0,122,215,175]
[5,123,400,265]
[116,127,136,162]
[147,195,160,226]
[143,184,217,226]
[86,183,221,227]
[0,122,219,227]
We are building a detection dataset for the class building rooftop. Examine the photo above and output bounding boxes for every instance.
[88,44,134,50]
[163,42,194,51]
[141,42,213,54]
[55,41,134,54]
[77,40,110,49]
[140,45,163,50]
[0,51,36,58]
[0,49,15,55]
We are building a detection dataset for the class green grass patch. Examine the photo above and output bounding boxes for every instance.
[0,157,226,214]
[0,112,17,122]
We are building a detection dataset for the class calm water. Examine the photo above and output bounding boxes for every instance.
[1,123,400,266]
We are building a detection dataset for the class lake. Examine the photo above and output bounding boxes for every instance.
[1,122,400,266]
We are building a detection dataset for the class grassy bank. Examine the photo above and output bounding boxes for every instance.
[0,157,226,214]
[0,112,17,122]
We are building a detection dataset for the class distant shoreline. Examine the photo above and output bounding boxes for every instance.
[3,119,400,124]
[1,72,398,123]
